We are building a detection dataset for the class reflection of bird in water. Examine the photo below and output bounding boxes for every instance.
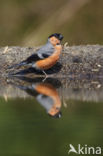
[9,33,63,77]
[8,77,62,118]
[34,83,61,118]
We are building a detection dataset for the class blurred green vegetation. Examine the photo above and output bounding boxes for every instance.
[0,97,103,155]
[0,0,103,46]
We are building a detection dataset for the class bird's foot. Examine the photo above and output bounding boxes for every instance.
[42,70,48,82]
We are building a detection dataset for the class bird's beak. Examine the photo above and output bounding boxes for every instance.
[59,34,63,41]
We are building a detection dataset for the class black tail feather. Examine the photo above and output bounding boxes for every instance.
[8,61,27,69]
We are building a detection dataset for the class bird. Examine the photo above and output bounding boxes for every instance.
[34,83,62,118]
[8,77,62,118]
[9,33,63,77]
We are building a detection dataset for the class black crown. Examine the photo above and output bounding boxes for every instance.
[49,33,63,41]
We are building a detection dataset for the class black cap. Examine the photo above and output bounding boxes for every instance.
[48,33,63,41]
[48,111,62,119]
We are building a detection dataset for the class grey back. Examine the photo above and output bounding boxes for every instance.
[37,40,55,58]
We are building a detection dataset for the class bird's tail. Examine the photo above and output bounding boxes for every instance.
[8,61,27,69]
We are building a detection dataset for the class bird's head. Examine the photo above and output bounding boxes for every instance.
[48,107,62,118]
[48,33,63,46]
[48,111,62,119]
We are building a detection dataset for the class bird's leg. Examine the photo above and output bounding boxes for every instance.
[42,70,47,77]
[42,70,48,82]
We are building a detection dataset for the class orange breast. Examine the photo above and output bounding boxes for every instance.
[36,45,62,70]
[35,83,61,108]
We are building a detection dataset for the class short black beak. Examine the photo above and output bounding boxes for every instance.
[48,111,62,118]
[59,34,63,41]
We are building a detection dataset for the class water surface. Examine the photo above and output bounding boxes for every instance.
[0,76,103,155]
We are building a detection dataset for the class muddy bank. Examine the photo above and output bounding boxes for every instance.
[0,76,103,102]
[0,45,103,102]
[0,45,103,77]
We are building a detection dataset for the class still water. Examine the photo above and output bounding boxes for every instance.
[0,76,103,155]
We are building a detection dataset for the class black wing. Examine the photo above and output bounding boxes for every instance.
[24,53,50,63]
[8,53,50,69]
[25,53,41,63]
[42,54,50,58]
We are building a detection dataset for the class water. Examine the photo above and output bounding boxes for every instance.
[0,76,103,155]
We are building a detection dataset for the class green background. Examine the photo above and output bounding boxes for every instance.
[0,0,103,46]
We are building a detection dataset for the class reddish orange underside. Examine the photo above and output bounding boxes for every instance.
[36,45,62,70]
[35,83,61,108]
